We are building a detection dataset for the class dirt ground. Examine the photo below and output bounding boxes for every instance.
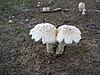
[0,0,100,75]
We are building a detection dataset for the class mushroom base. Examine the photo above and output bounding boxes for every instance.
[56,41,66,54]
[46,43,54,54]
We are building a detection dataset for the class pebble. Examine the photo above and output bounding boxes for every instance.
[8,20,13,24]
[26,19,30,22]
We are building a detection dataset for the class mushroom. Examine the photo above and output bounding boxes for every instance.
[8,20,13,24]
[78,2,86,15]
[56,25,81,54]
[29,23,56,54]
[36,2,41,7]
[82,8,86,15]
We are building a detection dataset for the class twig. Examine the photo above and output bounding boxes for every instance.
[61,11,69,17]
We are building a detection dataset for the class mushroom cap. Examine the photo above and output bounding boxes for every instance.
[29,23,56,44]
[42,7,47,12]
[46,7,50,11]
[78,2,85,10]
[42,7,50,12]
[56,25,81,44]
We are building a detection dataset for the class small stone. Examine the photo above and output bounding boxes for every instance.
[26,19,29,22]
[52,8,62,12]
[8,20,13,23]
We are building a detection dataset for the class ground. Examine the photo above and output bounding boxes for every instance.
[0,0,100,75]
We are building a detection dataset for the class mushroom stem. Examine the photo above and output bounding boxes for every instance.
[46,43,54,54]
[56,41,66,54]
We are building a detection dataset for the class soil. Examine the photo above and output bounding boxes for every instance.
[0,0,100,75]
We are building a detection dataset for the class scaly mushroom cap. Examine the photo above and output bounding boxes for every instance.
[56,25,81,44]
[78,2,85,11]
[29,23,56,44]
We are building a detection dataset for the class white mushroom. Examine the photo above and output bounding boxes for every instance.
[82,8,86,15]
[8,20,13,24]
[46,7,50,12]
[42,7,47,12]
[29,23,56,54]
[36,2,41,7]
[78,2,86,15]
[56,25,81,54]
